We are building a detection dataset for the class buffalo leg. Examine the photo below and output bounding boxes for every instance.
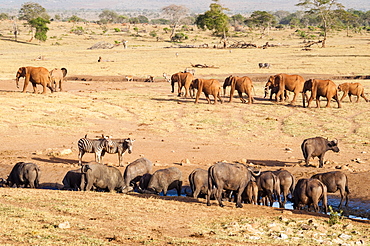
[216,188,224,207]
[318,154,325,168]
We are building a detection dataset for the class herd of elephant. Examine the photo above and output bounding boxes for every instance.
[15,66,67,94]
[14,67,367,109]
[171,71,369,107]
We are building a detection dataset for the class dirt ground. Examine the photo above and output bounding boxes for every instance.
[0,74,369,220]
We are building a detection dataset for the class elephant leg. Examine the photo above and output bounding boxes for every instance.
[177,82,182,97]
[340,92,347,102]
[334,95,341,108]
[205,93,211,104]
[315,95,321,108]
[325,96,332,108]
[41,84,48,94]
[238,91,246,103]
[31,83,39,94]
[59,80,63,91]
[22,80,30,93]
[218,93,223,104]
[290,92,298,105]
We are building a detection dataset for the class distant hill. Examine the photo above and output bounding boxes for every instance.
[1,0,369,13]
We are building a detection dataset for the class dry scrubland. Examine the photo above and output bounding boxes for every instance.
[0,21,369,245]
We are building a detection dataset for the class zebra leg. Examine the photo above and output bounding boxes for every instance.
[78,151,85,166]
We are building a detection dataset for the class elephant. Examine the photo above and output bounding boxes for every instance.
[192,78,223,104]
[264,78,289,101]
[16,66,54,94]
[338,82,368,103]
[50,68,67,92]
[171,72,194,98]
[267,73,306,107]
[303,79,341,108]
[223,75,254,104]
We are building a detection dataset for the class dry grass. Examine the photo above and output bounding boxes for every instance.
[0,21,370,245]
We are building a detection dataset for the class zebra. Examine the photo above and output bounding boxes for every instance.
[77,134,108,165]
[101,138,135,167]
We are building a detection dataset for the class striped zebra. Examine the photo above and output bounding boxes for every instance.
[101,138,135,167]
[78,134,108,165]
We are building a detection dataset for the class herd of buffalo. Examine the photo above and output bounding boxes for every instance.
[0,134,348,214]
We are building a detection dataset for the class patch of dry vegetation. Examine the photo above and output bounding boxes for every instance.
[0,188,368,245]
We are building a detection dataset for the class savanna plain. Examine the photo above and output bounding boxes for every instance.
[0,21,369,245]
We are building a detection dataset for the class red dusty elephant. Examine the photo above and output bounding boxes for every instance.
[192,78,223,104]
[171,72,194,98]
[303,79,341,108]
[50,68,68,92]
[16,66,54,94]
[338,82,368,103]
[223,75,254,104]
[268,73,306,107]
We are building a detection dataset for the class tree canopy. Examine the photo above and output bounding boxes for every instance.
[296,0,344,47]
[195,0,229,37]
[19,2,49,21]
[161,4,189,39]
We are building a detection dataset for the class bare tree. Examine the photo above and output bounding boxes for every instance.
[161,4,189,39]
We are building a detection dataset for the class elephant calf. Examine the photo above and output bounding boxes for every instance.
[192,78,223,104]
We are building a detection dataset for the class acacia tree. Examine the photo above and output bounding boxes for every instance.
[195,0,229,38]
[296,0,344,47]
[245,11,276,38]
[161,4,189,39]
[19,2,50,42]
[28,17,50,42]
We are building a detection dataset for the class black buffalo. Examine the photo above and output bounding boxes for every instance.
[293,178,328,213]
[138,173,152,192]
[62,169,83,191]
[301,137,339,168]
[7,162,40,188]
[122,157,152,193]
[207,162,261,208]
[273,169,295,208]
[188,168,209,198]
[146,167,182,196]
[311,171,349,208]
[242,180,258,205]
[80,162,124,192]
[256,171,281,207]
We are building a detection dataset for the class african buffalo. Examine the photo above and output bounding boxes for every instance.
[7,162,40,188]
[256,171,281,207]
[303,79,341,108]
[273,170,295,208]
[207,162,261,208]
[311,171,349,208]
[80,162,124,192]
[242,180,258,205]
[122,157,152,193]
[138,173,152,192]
[301,137,339,168]
[293,178,328,213]
[188,168,209,198]
[146,167,182,196]
[62,169,82,191]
